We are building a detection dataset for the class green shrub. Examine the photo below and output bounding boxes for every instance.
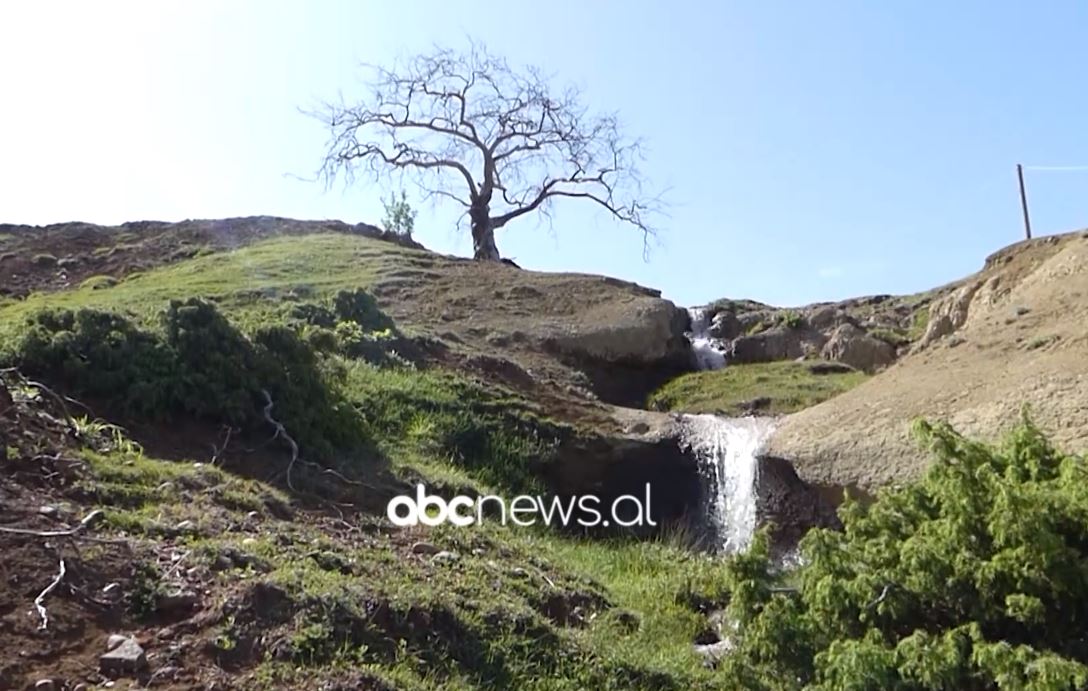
[332,288,395,332]
[778,310,805,330]
[713,414,1088,689]
[11,299,367,459]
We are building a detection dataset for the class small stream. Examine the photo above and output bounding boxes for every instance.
[682,307,774,553]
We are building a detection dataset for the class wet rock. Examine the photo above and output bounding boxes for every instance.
[100,637,148,675]
[708,310,742,339]
[410,541,440,556]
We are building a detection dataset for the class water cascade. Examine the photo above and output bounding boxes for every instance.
[686,307,728,370]
[681,414,776,553]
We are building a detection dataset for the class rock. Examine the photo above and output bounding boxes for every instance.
[73,684,89,691]
[431,550,459,563]
[914,280,982,351]
[157,589,199,612]
[549,406,699,532]
[37,505,59,517]
[100,637,148,675]
[730,327,826,364]
[174,520,195,532]
[694,639,734,667]
[107,634,129,651]
[820,324,895,372]
[34,679,56,691]
[708,310,742,340]
[806,305,847,331]
[510,567,530,579]
[547,297,689,366]
[410,541,440,556]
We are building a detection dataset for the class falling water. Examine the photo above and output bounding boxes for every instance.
[681,414,776,553]
[687,307,727,370]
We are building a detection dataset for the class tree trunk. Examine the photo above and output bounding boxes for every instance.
[470,204,501,261]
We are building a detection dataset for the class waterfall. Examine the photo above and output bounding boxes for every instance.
[681,414,776,553]
[687,307,727,370]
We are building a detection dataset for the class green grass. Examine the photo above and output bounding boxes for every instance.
[648,360,868,415]
[0,232,433,339]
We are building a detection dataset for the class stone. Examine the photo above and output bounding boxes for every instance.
[730,326,826,364]
[106,634,128,651]
[693,639,734,667]
[157,589,199,612]
[410,541,440,556]
[100,637,148,674]
[431,550,459,563]
[34,679,55,691]
[821,323,895,372]
[37,505,59,517]
[708,310,742,340]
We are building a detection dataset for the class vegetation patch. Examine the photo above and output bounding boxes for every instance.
[706,415,1088,689]
[648,361,868,416]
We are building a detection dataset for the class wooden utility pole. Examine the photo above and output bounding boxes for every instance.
[1016,164,1033,239]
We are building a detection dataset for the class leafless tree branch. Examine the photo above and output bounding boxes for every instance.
[308,40,664,260]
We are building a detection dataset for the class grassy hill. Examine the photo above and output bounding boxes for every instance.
[0,220,730,690]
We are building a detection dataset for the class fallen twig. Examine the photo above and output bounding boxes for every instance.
[261,389,299,491]
[34,557,66,630]
[210,425,235,465]
[0,509,104,537]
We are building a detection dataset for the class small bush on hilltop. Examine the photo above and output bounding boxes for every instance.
[712,414,1088,690]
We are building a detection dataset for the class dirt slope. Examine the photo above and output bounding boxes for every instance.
[768,229,1088,491]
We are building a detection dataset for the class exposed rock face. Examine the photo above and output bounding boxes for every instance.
[547,407,702,533]
[820,323,896,372]
[696,292,935,372]
[769,230,1088,494]
[548,298,690,366]
[730,326,827,364]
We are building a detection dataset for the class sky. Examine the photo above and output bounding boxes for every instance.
[1,1,1086,307]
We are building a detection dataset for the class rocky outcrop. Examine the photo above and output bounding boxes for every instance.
[548,298,690,366]
[730,326,827,363]
[547,407,702,533]
[820,323,896,372]
[697,293,937,372]
[768,230,1088,494]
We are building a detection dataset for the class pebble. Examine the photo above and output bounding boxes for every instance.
[34,680,55,691]
[510,567,530,578]
[175,520,195,531]
[410,541,440,556]
[431,550,459,563]
[37,506,58,518]
[73,684,88,691]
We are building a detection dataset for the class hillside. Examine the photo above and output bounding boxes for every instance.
[768,229,1088,491]
[0,218,730,690]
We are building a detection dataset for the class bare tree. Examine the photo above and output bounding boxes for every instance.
[311,42,661,261]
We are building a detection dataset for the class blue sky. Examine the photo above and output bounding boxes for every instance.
[2,1,1086,306]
